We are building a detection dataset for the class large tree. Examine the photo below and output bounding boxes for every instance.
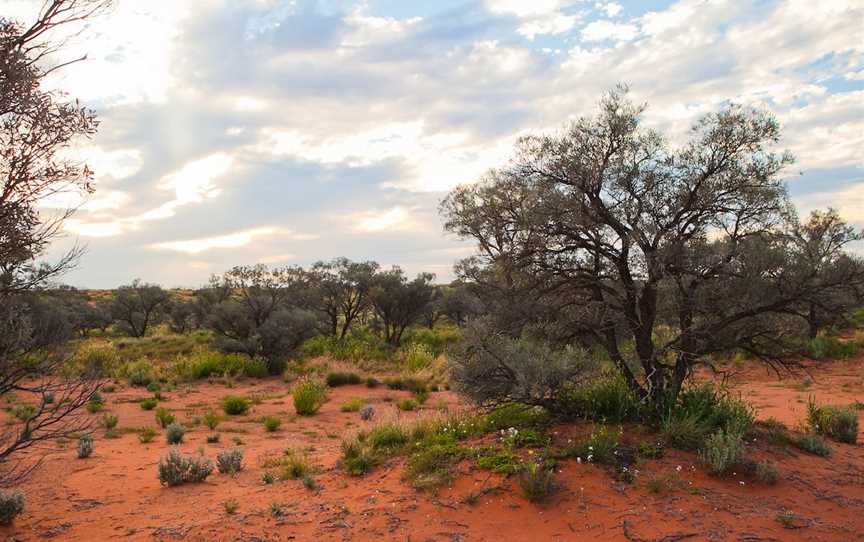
[110,280,170,337]
[370,268,436,346]
[307,258,379,339]
[0,0,111,484]
[442,88,855,410]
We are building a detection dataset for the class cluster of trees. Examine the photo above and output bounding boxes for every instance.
[442,87,864,411]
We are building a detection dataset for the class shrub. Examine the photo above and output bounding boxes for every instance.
[166,422,186,444]
[155,407,175,428]
[326,372,362,387]
[77,434,94,459]
[125,358,156,387]
[138,427,157,444]
[359,404,375,421]
[101,413,119,436]
[340,437,379,476]
[260,448,312,480]
[367,423,409,450]
[518,461,554,502]
[302,473,318,490]
[203,411,220,430]
[501,427,550,449]
[795,433,831,456]
[807,335,858,360]
[216,448,245,474]
[556,371,642,423]
[140,397,158,410]
[754,459,779,485]
[405,439,464,491]
[172,351,268,381]
[223,499,238,515]
[365,377,381,388]
[414,390,429,404]
[402,343,434,372]
[85,400,103,414]
[263,416,281,432]
[293,379,327,415]
[221,395,250,416]
[72,344,120,378]
[476,449,522,475]
[146,381,161,393]
[397,399,416,411]
[485,404,550,431]
[340,398,364,412]
[0,490,24,525]
[698,430,745,475]
[206,434,220,444]
[806,399,858,444]
[157,450,213,486]
[565,424,620,464]
[10,404,37,422]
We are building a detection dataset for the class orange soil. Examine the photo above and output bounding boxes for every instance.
[1,358,862,542]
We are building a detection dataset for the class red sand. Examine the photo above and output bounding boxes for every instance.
[1,357,862,541]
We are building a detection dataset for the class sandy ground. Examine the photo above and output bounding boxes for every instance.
[0,357,862,542]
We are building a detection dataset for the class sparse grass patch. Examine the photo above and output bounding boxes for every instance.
[223,499,238,515]
[260,448,314,480]
[795,433,831,456]
[340,398,365,412]
[140,397,158,410]
[518,460,554,503]
[397,398,416,411]
[476,448,522,475]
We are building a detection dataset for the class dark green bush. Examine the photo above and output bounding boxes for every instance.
[326,372,362,387]
[221,395,250,416]
[140,397,158,410]
[795,433,831,456]
[698,430,744,475]
[806,400,858,444]
[807,336,858,360]
[556,371,642,423]
[293,380,327,415]
[155,407,175,428]
[0,490,24,525]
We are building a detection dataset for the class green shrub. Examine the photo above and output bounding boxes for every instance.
[518,461,554,502]
[72,344,120,378]
[365,377,380,388]
[402,343,434,372]
[138,427,157,444]
[293,379,327,416]
[157,450,213,486]
[556,371,642,423]
[795,433,831,456]
[155,407,175,428]
[698,430,745,475]
[397,399,416,411]
[565,424,621,464]
[263,416,281,432]
[165,422,186,444]
[0,490,24,525]
[484,404,550,431]
[260,448,313,480]
[807,335,858,360]
[806,399,858,444]
[203,411,220,430]
[124,358,156,387]
[414,390,429,404]
[660,384,753,450]
[85,400,103,413]
[754,459,779,484]
[501,427,550,449]
[637,440,664,459]
[221,395,250,416]
[146,381,161,393]
[476,449,522,474]
[172,351,268,381]
[302,332,390,363]
[10,404,37,422]
[340,398,364,412]
[368,423,408,450]
[101,413,119,434]
[340,437,380,476]
[326,372,362,387]
[405,439,464,491]
[223,499,238,515]
[216,448,244,474]
[140,397,158,410]
[401,326,460,357]
[206,434,220,444]
[77,434,94,459]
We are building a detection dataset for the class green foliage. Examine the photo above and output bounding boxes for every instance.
[484,404,550,431]
[564,424,621,464]
[325,371,362,387]
[203,411,220,430]
[384,376,428,393]
[146,381,161,393]
[77,434,94,459]
[397,398,416,411]
[698,430,745,475]
[404,436,466,491]
[661,384,754,450]
[261,448,312,480]
[9,404,36,422]
[807,335,858,360]
[157,450,213,486]
[173,351,267,381]
[518,461,554,503]
[401,326,460,357]
[754,459,779,484]
[556,371,642,423]
[263,416,281,432]
[795,433,831,456]
[140,397,158,410]
[292,379,327,416]
[806,399,858,444]
[155,407,175,428]
[124,358,156,387]
[221,395,250,416]
[367,423,409,449]
[414,389,429,404]
[302,332,391,363]
[71,344,120,378]
[223,499,238,515]
[501,427,550,449]
[216,448,244,474]
[401,343,434,372]
[340,437,379,476]
[138,427,157,444]
[340,398,365,412]
[0,490,24,525]
[637,440,664,459]
[165,422,186,444]
[476,449,522,474]
[206,434,219,444]
[85,400,103,414]
[101,413,119,435]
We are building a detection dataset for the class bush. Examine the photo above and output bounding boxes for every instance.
[206,434,219,444]
[155,407,175,428]
[71,344,120,378]
[0,490,24,525]
[216,448,245,474]
[138,427,157,444]
[125,358,156,387]
[340,437,380,476]
[476,449,522,474]
[166,422,186,444]
[405,439,464,491]
[754,459,779,484]
[204,411,220,430]
[293,379,327,415]
[807,335,858,360]
[157,450,213,486]
[518,461,554,502]
[140,397,158,410]
[77,434,94,459]
[146,381,161,393]
[806,399,858,444]
[485,404,550,431]
[101,413,119,435]
[10,404,37,422]
[221,395,250,415]
[340,398,364,412]
[795,433,831,456]
[661,384,754,450]
[564,424,620,464]
[397,399,416,411]
[698,430,745,475]
[172,351,268,381]
[556,371,642,423]
[260,448,313,480]
[263,416,281,432]
[326,372,362,387]
[360,404,375,421]
[301,332,391,363]
[402,343,434,372]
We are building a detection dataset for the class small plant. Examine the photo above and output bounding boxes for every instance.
[565,424,620,464]
[10,404,37,422]
[101,413,119,436]
[204,411,220,430]
[269,501,286,518]
[42,392,54,405]
[754,459,779,485]
[263,416,281,432]
[698,430,744,475]
[359,404,375,421]
[155,407,175,428]
[85,400,103,414]
[262,471,275,484]
[365,377,380,388]
[0,490,24,525]
[326,372,362,387]
[518,460,554,502]
[77,434,94,459]
[138,427,158,444]
[806,399,858,444]
[140,397,158,410]
[206,434,220,444]
[166,422,186,445]
[795,433,831,456]
[340,398,364,412]
[221,396,250,416]
[223,499,238,515]
[157,450,213,486]
[637,440,664,459]
[302,473,318,490]
[293,379,327,416]
[414,390,430,404]
[476,449,522,475]
[146,381,161,393]
[216,448,245,474]
[261,448,313,480]
[397,398,416,411]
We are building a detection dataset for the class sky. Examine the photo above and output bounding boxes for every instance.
[5,0,864,288]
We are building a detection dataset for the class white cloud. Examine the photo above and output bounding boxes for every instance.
[149,227,311,254]
[347,206,417,233]
[581,20,638,42]
[486,0,580,39]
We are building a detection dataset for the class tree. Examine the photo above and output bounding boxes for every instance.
[166,298,198,334]
[370,268,436,346]
[784,209,864,338]
[440,282,484,328]
[67,298,112,337]
[0,0,111,483]
[441,87,852,410]
[200,265,318,373]
[307,258,379,338]
[110,280,169,337]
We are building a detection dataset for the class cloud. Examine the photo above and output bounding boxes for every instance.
[148,227,313,254]
[580,19,638,42]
